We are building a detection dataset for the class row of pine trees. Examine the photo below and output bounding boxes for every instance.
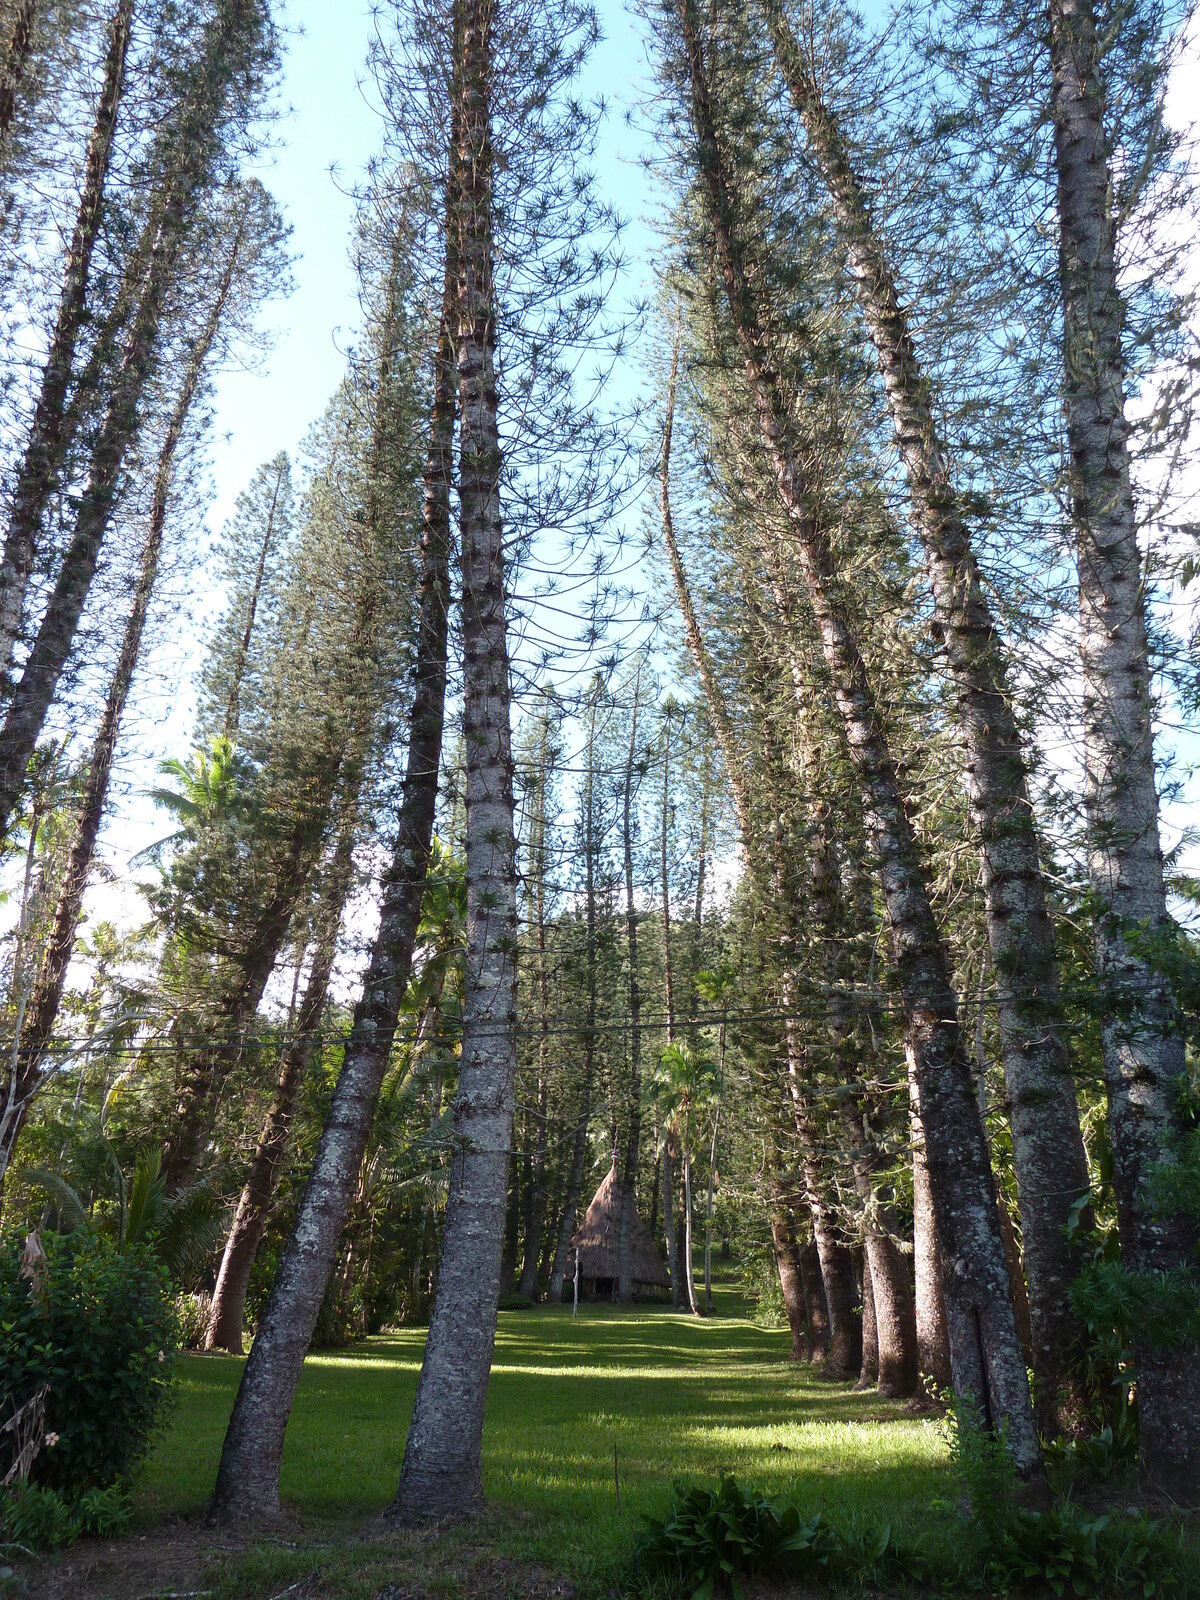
[2,0,1199,1524]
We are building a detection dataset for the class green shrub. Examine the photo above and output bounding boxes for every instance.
[498,1293,535,1311]
[0,1228,178,1496]
[632,1475,929,1597]
[0,1484,80,1553]
[76,1483,133,1539]
[174,1290,211,1349]
[0,1481,131,1554]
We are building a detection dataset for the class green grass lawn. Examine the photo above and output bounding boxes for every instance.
[126,1288,959,1595]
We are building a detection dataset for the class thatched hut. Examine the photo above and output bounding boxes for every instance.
[565,1162,671,1299]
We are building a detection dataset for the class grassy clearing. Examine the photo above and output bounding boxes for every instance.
[112,1287,958,1596]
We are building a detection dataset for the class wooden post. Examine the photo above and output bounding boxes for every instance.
[572,1245,580,1318]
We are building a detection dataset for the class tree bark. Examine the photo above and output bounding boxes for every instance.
[394,0,517,1514]
[769,1191,811,1360]
[0,0,134,687]
[618,668,644,1304]
[0,0,266,846]
[672,0,1038,1471]
[0,201,245,1181]
[760,0,1090,1432]
[517,712,553,1300]
[222,457,288,743]
[207,156,455,1524]
[859,1253,878,1389]
[0,0,37,156]
[1048,0,1198,1496]
[549,695,601,1302]
[910,1068,952,1392]
[205,823,357,1354]
[844,1104,917,1397]
[798,1234,829,1360]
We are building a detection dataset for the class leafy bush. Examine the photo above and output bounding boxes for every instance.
[76,1483,133,1538]
[632,1475,928,1597]
[0,1484,80,1553]
[0,1228,178,1496]
[943,1394,1193,1597]
[174,1290,212,1349]
[498,1293,535,1311]
[0,1481,131,1554]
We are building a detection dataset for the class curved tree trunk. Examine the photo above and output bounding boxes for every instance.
[393,0,517,1515]
[205,823,357,1354]
[1048,0,1198,1497]
[671,0,1037,1471]
[0,207,244,1181]
[0,0,267,846]
[208,156,456,1523]
[761,0,1090,1432]
[0,0,134,687]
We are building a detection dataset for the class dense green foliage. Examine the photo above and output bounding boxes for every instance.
[0,1228,177,1496]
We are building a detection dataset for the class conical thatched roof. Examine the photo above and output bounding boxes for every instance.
[566,1163,670,1287]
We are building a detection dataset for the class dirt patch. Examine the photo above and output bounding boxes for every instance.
[6,1516,585,1600]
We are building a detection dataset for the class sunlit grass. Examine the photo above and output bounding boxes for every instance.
[135,1279,958,1590]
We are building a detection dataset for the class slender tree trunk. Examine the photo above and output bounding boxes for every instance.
[0,0,264,846]
[1,194,247,1164]
[844,1104,917,1397]
[703,1089,719,1314]
[0,0,134,686]
[208,163,455,1523]
[618,668,644,1304]
[517,720,552,1299]
[761,0,1090,1431]
[661,1134,679,1302]
[673,0,1037,1471]
[394,0,517,1513]
[798,1234,829,1361]
[682,1140,700,1315]
[859,1254,878,1389]
[0,0,37,159]
[205,824,357,1354]
[769,1188,811,1360]
[222,458,287,743]
[1048,0,1197,1496]
[910,1068,952,1391]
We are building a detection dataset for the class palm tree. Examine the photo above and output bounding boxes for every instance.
[650,1039,717,1315]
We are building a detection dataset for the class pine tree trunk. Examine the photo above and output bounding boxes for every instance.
[910,1070,952,1392]
[798,1235,829,1360]
[859,1254,879,1389]
[205,824,356,1354]
[844,1105,917,1397]
[761,0,1090,1430]
[673,0,1038,1471]
[393,0,516,1514]
[0,212,242,1179]
[517,727,553,1300]
[0,0,37,153]
[0,0,265,846]
[0,0,134,687]
[618,672,644,1304]
[222,458,288,743]
[1048,0,1197,1496]
[769,1195,811,1360]
[207,167,455,1524]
